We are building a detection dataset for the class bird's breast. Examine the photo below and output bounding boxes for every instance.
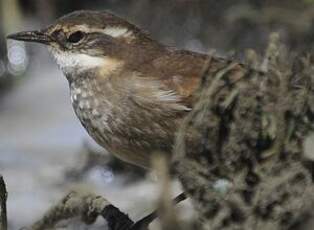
[68,77,179,167]
[70,80,113,144]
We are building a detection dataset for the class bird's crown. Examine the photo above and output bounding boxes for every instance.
[47,10,145,50]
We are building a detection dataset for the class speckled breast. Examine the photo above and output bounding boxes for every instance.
[68,75,179,168]
[69,78,114,146]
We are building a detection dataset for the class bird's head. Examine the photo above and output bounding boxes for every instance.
[7,10,160,75]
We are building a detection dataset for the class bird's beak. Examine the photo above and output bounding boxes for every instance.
[6,30,52,45]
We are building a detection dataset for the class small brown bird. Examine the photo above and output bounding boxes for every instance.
[7,10,240,168]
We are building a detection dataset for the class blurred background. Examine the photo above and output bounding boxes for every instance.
[1,0,314,229]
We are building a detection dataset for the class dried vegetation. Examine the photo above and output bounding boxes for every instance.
[174,33,314,230]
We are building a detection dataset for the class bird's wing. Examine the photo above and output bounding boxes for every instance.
[152,49,231,110]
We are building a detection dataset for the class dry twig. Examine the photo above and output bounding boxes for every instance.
[0,176,7,230]
[28,190,133,230]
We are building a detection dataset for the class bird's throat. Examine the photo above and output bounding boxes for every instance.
[49,47,124,77]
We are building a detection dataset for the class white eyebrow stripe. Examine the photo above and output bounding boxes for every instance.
[69,25,134,39]
[102,27,133,38]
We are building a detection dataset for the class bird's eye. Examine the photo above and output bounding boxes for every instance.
[67,31,85,43]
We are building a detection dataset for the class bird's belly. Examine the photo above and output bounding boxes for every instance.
[71,96,175,168]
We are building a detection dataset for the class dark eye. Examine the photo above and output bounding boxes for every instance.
[68,31,85,43]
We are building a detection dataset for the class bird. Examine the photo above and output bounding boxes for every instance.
[7,10,242,169]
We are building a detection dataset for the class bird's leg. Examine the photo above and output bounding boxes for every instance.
[129,192,187,230]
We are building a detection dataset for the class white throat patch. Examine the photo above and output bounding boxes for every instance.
[49,48,123,76]
[49,48,105,73]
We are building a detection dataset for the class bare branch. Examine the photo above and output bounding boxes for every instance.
[29,190,133,230]
[0,176,7,230]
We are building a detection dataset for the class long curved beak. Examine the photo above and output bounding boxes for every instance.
[6,30,52,45]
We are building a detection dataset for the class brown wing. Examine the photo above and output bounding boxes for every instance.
[152,49,228,109]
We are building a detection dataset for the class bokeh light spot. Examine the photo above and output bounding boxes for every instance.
[7,41,28,76]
